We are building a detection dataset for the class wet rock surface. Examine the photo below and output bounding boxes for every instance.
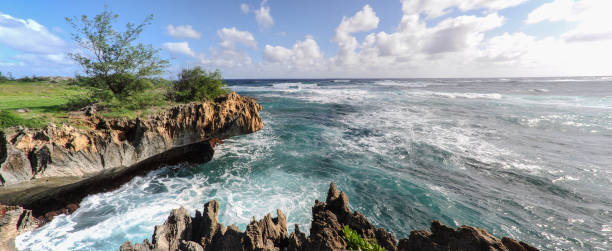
[122,183,539,251]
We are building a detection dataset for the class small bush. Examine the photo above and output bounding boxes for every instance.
[0,110,45,129]
[169,67,230,102]
[342,225,387,251]
[65,74,166,112]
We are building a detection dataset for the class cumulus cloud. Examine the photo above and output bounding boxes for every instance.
[423,13,504,54]
[166,24,202,39]
[240,3,250,14]
[527,0,612,42]
[333,5,379,65]
[0,13,65,54]
[255,0,274,29]
[163,42,196,57]
[217,27,257,48]
[263,36,324,68]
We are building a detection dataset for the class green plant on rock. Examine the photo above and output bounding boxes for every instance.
[169,66,230,102]
[342,225,387,251]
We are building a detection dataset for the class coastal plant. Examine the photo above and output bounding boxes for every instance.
[65,7,168,97]
[169,66,230,102]
[342,225,387,251]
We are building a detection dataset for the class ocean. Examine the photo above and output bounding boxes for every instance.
[16,78,612,250]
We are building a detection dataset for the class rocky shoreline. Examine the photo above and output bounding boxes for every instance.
[0,92,264,250]
[121,183,539,251]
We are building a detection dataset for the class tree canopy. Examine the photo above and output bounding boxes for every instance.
[66,7,167,96]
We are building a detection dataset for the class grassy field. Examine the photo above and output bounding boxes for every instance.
[0,81,88,128]
[0,80,179,129]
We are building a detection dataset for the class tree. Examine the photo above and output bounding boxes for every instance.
[170,67,230,102]
[66,7,167,96]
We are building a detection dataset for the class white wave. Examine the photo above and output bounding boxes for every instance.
[16,116,324,251]
[529,88,549,93]
[552,175,580,183]
[407,91,502,100]
[374,80,433,88]
[332,80,350,83]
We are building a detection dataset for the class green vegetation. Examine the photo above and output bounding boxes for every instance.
[0,81,88,128]
[0,72,11,82]
[0,110,45,129]
[0,8,230,129]
[65,7,168,113]
[342,225,387,251]
[169,67,230,102]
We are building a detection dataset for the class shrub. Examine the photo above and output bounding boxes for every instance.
[170,67,230,102]
[342,225,387,251]
[65,75,166,112]
[0,110,45,129]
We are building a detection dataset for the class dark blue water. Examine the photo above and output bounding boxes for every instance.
[17,78,612,250]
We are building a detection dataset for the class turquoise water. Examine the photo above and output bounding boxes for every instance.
[17,78,612,250]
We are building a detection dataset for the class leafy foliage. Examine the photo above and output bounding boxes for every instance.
[66,76,166,112]
[169,67,230,102]
[342,225,387,251]
[0,110,45,129]
[66,7,167,96]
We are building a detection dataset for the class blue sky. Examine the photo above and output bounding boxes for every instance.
[1,0,611,78]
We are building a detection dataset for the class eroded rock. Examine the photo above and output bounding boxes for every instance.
[0,204,40,251]
[122,183,539,251]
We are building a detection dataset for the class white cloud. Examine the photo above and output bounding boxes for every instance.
[0,13,65,54]
[217,27,257,48]
[166,24,202,39]
[188,1,612,78]
[263,36,324,68]
[526,0,612,42]
[423,13,504,54]
[264,45,293,63]
[255,1,274,29]
[241,3,250,14]
[402,0,528,19]
[163,42,195,57]
[334,5,380,65]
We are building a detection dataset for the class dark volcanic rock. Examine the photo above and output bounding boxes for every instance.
[396,220,539,251]
[122,183,539,251]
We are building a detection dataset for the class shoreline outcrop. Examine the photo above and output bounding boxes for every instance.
[121,183,539,251]
[0,92,263,250]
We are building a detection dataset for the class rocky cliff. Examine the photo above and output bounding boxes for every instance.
[0,205,39,251]
[121,183,539,251]
[0,92,263,249]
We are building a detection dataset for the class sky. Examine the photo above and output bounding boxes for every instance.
[1,0,612,78]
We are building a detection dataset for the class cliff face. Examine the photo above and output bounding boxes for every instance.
[0,92,262,186]
[121,183,539,251]
[0,92,263,251]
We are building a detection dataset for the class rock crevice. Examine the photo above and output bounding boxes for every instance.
[121,183,539,251]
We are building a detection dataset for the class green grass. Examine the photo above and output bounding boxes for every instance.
[342,225,387,251]
[0,110,46,129]
[0,81,88,127]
